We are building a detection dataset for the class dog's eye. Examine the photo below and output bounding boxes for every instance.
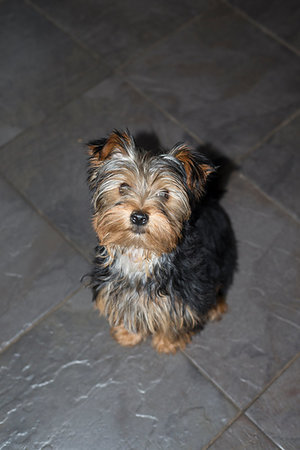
[119,183,130,195]
[156,190,169,200]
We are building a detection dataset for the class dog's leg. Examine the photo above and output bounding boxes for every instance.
[111,324,144,347]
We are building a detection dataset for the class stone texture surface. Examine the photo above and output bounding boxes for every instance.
[0,176,88,351]
[228,0,300,50]
[0,0,299,448]
[243,113,300,221]
[0,290,237,450]
[247,357,300,450]
[210,415,279,449]
[0,0,103,144]
[121,0,300,159]
[31,0,207,68]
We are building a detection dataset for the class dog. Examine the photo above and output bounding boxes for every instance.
[87,130,237,353]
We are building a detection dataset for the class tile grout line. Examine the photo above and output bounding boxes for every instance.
[0,285,84,356]
[126,80,205,145]
[182,350,242,411]
[203,411,282,450]
[238,172,300,226]
[202,352,300,448]
[203,410,244,450]
[221,0,300,57]
[0,171,92,263]
[242,351,300,415]
[205,415,282,450]
[113,13,205,73]
[0,67,113,155]
[181,351,248,450]
[203,412,281,450]
[184,350,300,448]
[25,0,101,61]
[237,108,300,164]
[26,0,206,76]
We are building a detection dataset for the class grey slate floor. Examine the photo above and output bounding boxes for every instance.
[0,0,299,448]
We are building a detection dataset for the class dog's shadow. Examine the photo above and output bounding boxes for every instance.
[135,131,238,200]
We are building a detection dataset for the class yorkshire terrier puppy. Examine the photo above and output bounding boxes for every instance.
[87,130,237,354]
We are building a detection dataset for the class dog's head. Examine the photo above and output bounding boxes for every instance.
[87,130,214,255]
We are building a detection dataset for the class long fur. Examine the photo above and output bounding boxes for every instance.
[86,130,237,352]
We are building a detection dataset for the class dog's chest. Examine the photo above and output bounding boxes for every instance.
[113,248,158,281]
[99,249,169,332]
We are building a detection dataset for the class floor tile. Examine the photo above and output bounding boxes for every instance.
[0,0,104,145]
[122,0,300,159]
[185,173,300,407]
[0,176,88,351]
[31,0,206,68]
[0,76,198,257]
[247,357,300,450]
[242,113,300,221]
[210,415,278,449]
[0,289,237,450]
[228,0,300,51]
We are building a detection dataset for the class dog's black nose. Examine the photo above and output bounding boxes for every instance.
[130,211,149,226]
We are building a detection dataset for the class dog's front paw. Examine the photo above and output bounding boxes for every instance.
[152,333,191,354]
[111,325,144,347]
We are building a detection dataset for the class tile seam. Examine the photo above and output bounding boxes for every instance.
[0,172,92,263]
[242,352,300,415]
[181,351,247,450]
[204,413,282,449]
[238,173,300,226]
[221,0,300,57]
[0,67,115,154]
[26,0,206,74]
[237,108,300,164]
[114,12,205,73]
[25,0,101,61]
[202,410,243,450]
[0,285,84,356]
[182,350,242,411]
[201,352,299,448]
[125,80,205,145]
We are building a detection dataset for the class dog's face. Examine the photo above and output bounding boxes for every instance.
[88,130,213,255]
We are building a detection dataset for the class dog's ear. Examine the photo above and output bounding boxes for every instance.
[171,144,215,197]
[87,130,135,190]
[88,129,135,166]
